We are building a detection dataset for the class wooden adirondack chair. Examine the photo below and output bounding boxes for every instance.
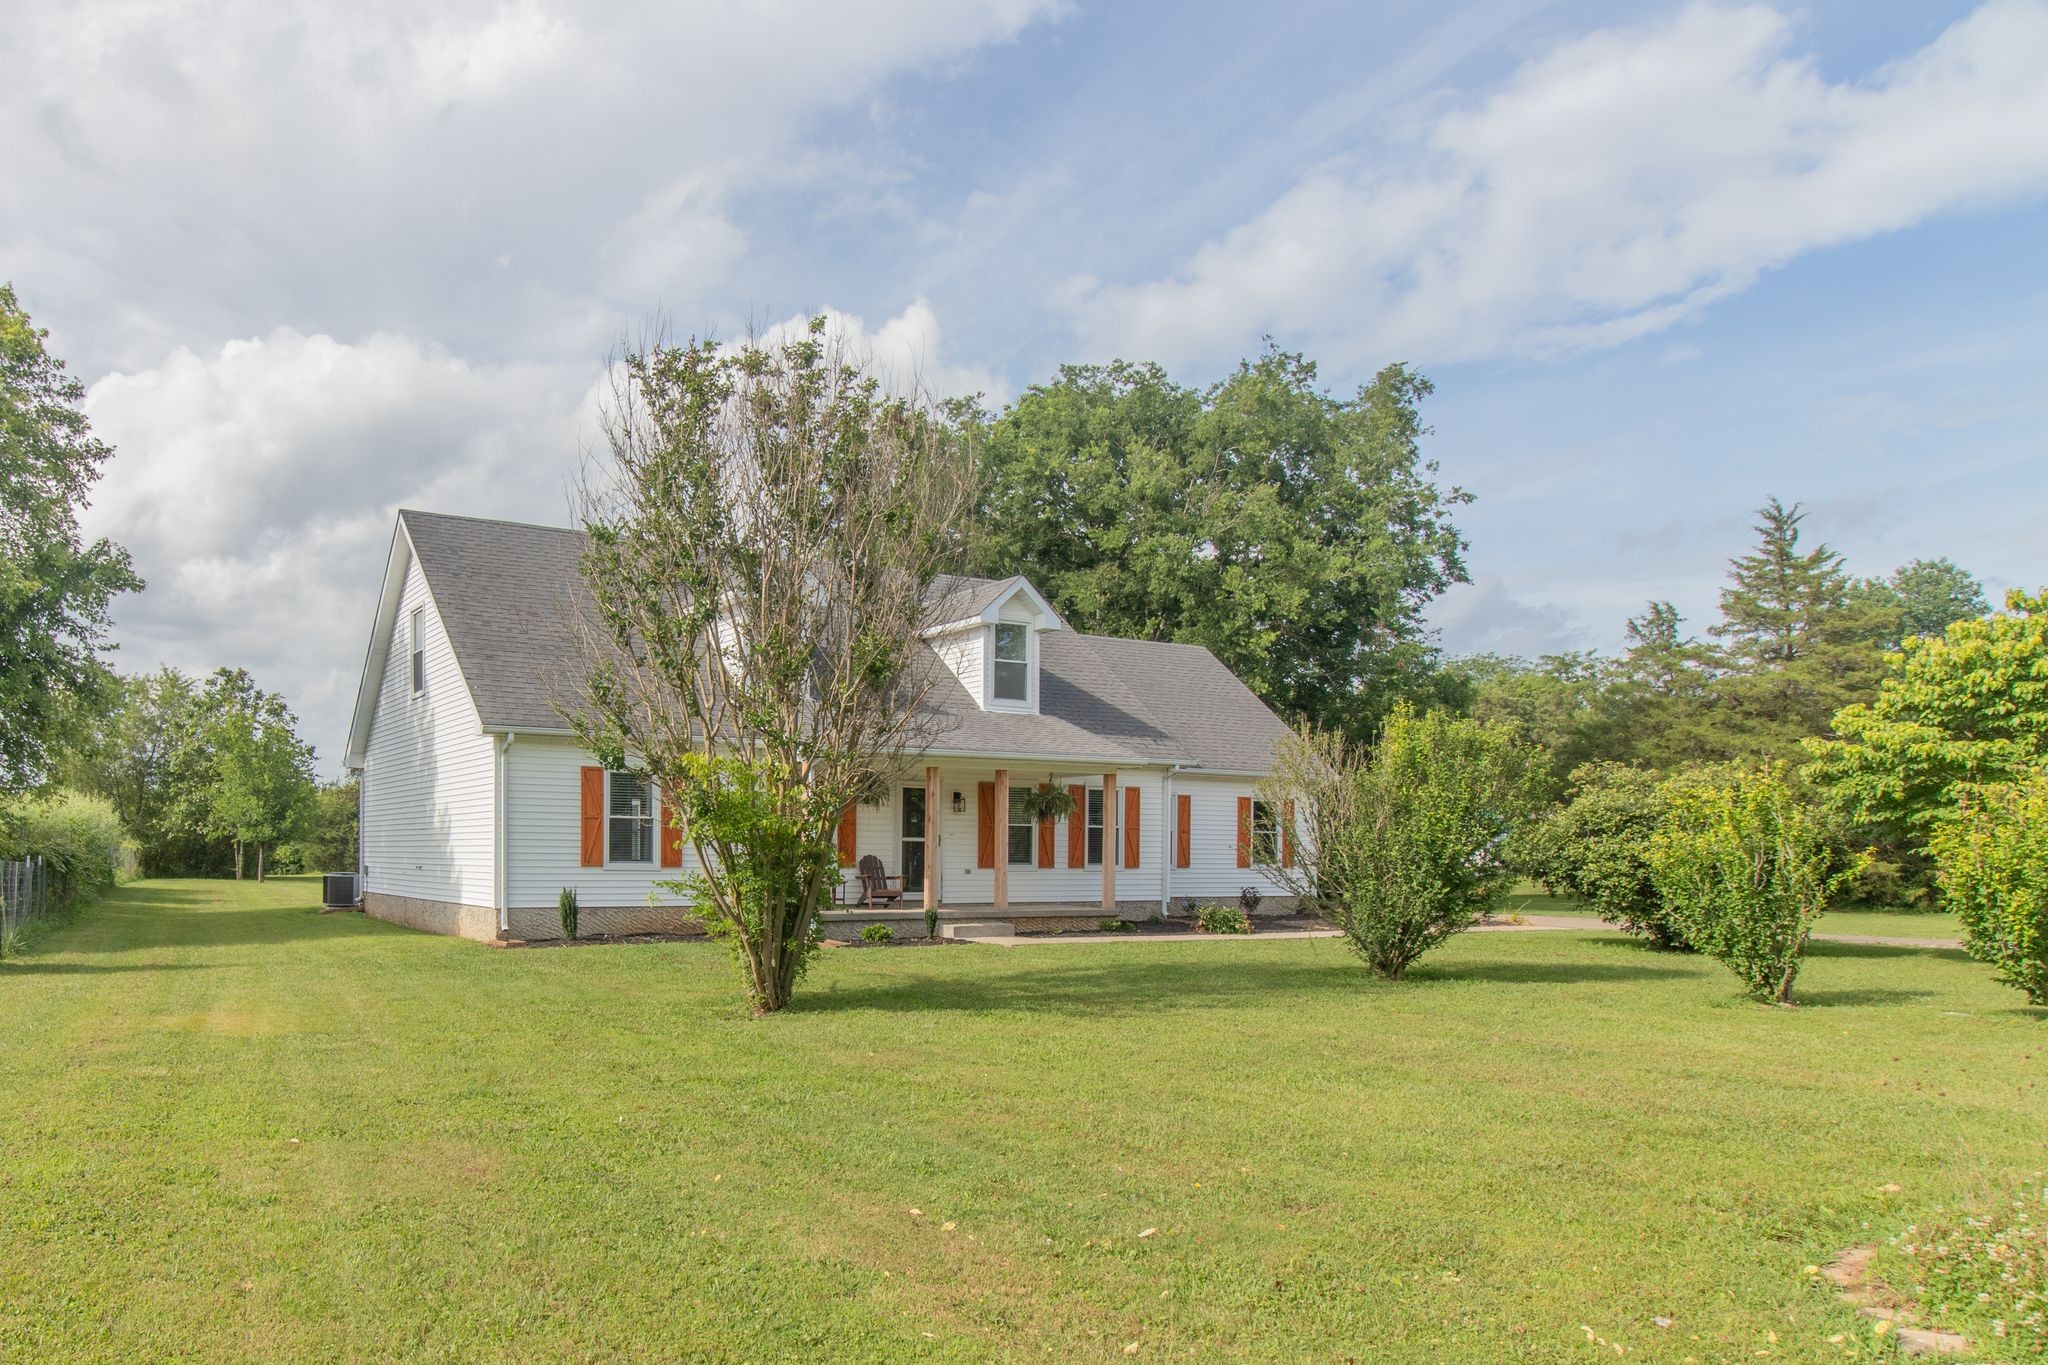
[856,854,906,908]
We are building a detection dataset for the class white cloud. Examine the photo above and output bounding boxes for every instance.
[1072,0,2048,368]
[80,330,600,771]
[75,296,986,768]
[755,298,1007,404]
[0,0,1061,374]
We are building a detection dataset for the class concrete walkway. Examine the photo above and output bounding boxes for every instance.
[972,915,1961,950]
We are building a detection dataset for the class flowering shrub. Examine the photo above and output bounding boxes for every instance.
[1876,1178,2046,1353]
[1196,903,1251,935]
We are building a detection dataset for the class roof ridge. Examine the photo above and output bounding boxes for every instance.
[401,507,579,536]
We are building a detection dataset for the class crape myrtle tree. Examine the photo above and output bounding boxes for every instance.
[1,284,142,790]
[566,319,973,1014]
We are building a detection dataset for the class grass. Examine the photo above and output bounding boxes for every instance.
[0,877,2041,1362]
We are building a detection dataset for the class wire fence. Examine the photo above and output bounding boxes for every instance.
[2,857,54,949]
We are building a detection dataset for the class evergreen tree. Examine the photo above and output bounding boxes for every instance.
[1704,499,1895,756]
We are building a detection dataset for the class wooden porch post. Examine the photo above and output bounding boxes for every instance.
[1101,771,1118,912]
[924,765,940,910]
[992,770,1009,910]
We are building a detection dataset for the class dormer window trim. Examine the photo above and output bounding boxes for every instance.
[983,619,1039,713]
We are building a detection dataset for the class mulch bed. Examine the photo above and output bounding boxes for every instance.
[1014,914,1327,938]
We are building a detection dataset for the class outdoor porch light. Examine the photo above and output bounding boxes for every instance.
[951,791,964,813]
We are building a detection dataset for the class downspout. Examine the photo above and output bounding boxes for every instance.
[494,733,515,936]
[1161,763,1190,918]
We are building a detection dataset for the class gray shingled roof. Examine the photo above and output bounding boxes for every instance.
[398,511,1291,772]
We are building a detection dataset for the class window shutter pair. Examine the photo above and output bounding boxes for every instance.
[976,782,996,868]
[1174,794,1191,869]
[580,765,685,868]
[836,803,858,868]
[1066,785,1086,867]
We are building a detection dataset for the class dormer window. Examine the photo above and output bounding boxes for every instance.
[992,623,1029,702]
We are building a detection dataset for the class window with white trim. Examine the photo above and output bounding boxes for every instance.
[1085,788,1105,866]
[1250,799,1281,865]
[992,623,1028,702]
[609,772,654,863]
[409,606,425,694]
[1007,786,1034,865]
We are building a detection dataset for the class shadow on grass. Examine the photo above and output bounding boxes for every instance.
[796,949,1695,1016]
[1410,959,1696,985]
[0,960,215,976]
[1804,940,1970,962]
[1794,986,1940,1008]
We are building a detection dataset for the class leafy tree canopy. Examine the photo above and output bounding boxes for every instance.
[0,283,142,790]
[969,349,1470,739]
[1806,588,2048,850]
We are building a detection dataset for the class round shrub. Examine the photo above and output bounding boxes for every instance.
[1646,762,1862,1004]
[859,922,894,944]
[1931,774,2048,1005]
[1514,761,1688,949]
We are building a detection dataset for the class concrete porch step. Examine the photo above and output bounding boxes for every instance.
[940,920,1017,941]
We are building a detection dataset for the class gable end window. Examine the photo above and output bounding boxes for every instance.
[609,772,654,864]
[992,623,1028,702]
[409,606,425,694]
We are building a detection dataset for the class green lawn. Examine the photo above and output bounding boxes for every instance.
[1,878,2040,1362]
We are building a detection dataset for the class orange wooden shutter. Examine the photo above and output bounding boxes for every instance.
[1123,786,1140,868]
[1066,784,1086,867]
[1235,796,1252,869]
[836,802,858,868]
[1174,794,1191,869]
[1036,785,1055,868]
[579,766,605,867]
[660,788,684,868]
[976,782,995,868]
[1281,798,1295,867]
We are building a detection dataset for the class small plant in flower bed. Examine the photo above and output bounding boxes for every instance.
[1874,1178,2046,1354]
[859,923,893,944]
[1196,902,1251,934]
[1097,917,1123,932]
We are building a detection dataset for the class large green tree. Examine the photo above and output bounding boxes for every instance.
[1806,589,2048,857]
[970,350,1470,739]
[0,284,143,790]
[1852,557,1990,648]
[55,667,220,875]
[1703,499,1895,758]
[183,668,317,880]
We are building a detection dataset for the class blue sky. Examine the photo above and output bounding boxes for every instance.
[4,0,2045,769]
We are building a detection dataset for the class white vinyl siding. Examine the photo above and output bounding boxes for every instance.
[506,737,700,908]
[1170,773,1292,901]
[359,553,495,906]
[930,626,983,707]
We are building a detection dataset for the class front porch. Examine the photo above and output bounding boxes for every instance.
[832,761,1167,918]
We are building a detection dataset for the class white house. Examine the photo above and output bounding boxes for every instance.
[343,510,1298,942]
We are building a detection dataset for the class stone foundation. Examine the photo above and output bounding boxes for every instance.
[363,892,499,943]
[506,903,704,942]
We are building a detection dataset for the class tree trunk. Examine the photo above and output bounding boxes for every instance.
[1776,967,1797,1005]
[256,845,266,882]
[233,839,244,880]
